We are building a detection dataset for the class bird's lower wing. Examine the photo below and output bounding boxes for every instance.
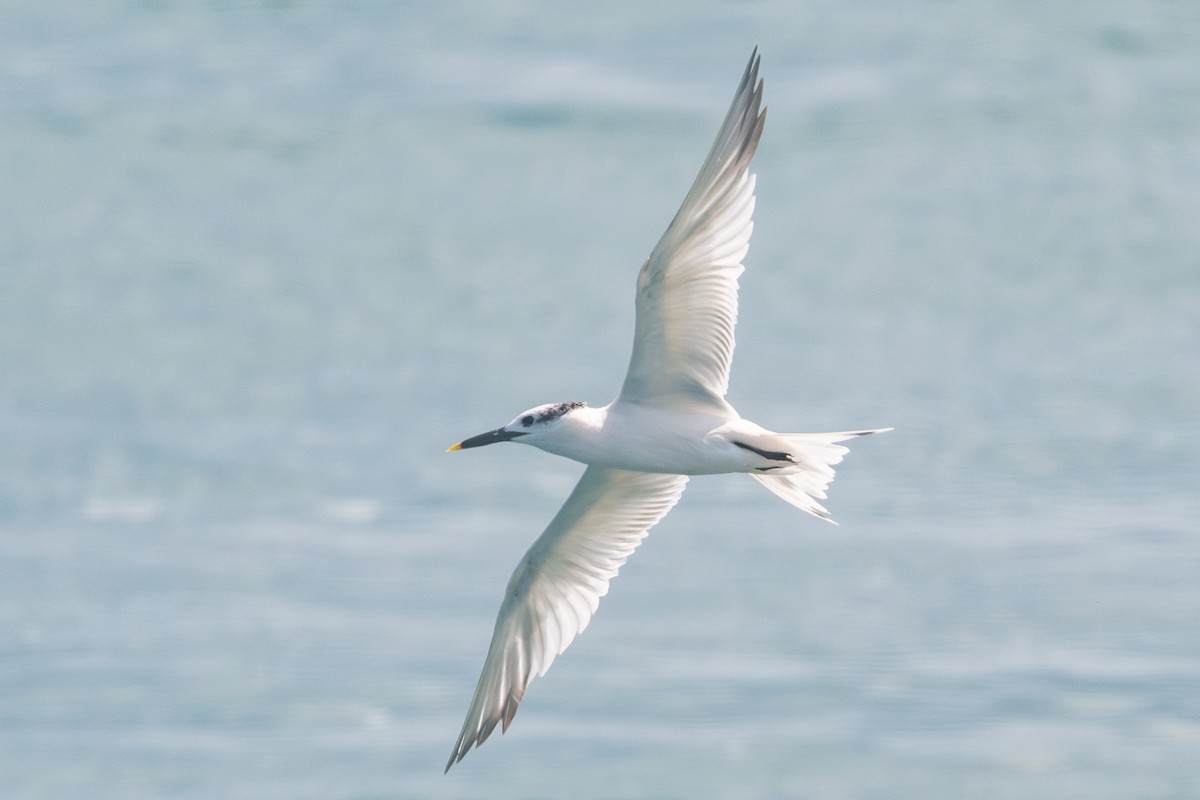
[445,466,689,771]
[618,49,766,413]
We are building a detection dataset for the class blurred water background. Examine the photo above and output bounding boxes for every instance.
[2,2,1199,798]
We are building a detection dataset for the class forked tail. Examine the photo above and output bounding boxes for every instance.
[750,429,890,523]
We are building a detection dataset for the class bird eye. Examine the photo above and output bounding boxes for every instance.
[521,415,535,427]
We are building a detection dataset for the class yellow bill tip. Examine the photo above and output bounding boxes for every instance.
[446,442,463,452]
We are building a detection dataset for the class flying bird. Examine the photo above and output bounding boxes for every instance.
[444,49,889,771]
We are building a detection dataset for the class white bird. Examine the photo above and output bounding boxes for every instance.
[444,49,888,772]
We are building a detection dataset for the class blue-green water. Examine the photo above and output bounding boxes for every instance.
[3,3,1199,798]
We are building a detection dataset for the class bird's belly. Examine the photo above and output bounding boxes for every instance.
[548,411,758,475]
[590,444,749,475]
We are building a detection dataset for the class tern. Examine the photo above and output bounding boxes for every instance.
[444,49,888,771]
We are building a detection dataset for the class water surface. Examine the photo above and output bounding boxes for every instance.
[2,2,1198,798]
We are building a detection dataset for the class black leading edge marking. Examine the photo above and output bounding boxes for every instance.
[733,440,796,463]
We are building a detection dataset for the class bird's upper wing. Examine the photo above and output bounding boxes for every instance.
[445,466,688,771]
[617,50,766,413]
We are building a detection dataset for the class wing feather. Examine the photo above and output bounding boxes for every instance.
[618,50,767,412]
[445,466,689,771]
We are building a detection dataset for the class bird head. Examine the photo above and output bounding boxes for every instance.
[447,401,588,452]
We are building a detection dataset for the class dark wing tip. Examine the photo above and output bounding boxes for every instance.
[443,693,524,773]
